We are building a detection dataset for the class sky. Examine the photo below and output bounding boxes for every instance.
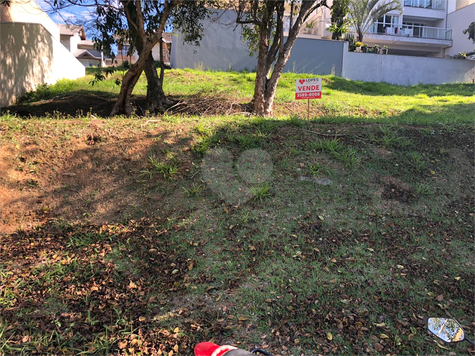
[36,0,97,36]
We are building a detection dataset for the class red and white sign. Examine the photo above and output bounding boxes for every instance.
[295,78,322,100]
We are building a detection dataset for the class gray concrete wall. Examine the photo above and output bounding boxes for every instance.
[342,51,475,85]
[171,10,257,72]
[171,9,345,76]
[284,39,346,76]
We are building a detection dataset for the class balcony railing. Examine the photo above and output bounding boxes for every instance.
[404,0,445,10]
[368,23,452,40]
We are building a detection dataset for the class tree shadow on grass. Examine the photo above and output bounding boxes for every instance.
[1,91,251,118]
[1,90,117,117]
[1,99,473,233]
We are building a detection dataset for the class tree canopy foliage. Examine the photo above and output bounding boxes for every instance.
[330,0,349,40]
[348,0,401,42]
[463,21,475,44]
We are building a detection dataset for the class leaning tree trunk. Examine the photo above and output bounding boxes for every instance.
[110,63,144,116]
[252,38,272,116]
[255,38,295,116]
[110,0,174,116]
[110,42,156,116]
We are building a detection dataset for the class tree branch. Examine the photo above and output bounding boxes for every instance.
[266,1,284,71]
[122,1,140,35]
[134,0,146,39]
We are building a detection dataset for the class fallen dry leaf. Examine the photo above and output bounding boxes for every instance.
[118,341,127,349]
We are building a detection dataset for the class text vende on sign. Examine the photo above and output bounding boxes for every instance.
[295,78,322,100]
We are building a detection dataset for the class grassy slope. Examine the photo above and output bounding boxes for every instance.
[14,68,475,123]
[0,70,474,356]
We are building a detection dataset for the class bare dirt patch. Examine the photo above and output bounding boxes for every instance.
[381,179,417,204]
[0,120,196,233]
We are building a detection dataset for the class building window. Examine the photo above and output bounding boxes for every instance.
[404,0,432,8]
[402,22,425,37]
[404,0,445,10]
[375,15,399,33]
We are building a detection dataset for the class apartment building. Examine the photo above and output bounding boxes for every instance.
[296,0,474,58]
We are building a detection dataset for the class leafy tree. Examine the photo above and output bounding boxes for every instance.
[93,1,207,116]
[235,0,329,116]
[348,0,401,42]
[8,0,207,116]
[463,22,475,43]
[330,0,349,40]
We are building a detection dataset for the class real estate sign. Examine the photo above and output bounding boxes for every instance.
[295,78,322,100]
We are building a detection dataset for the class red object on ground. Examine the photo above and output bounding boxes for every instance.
[194,342,237,356]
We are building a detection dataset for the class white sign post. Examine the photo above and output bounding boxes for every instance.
[295,78,322,120]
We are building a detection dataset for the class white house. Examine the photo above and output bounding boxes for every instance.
[59,24,112,67]
[0,0,85,107]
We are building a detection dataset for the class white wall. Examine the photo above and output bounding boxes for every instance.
[0,0,59,40]
[70,32,81,53]
[0,23,85,107]
[172,10,346,75]
[1,0,85,108]
[172,8,474,87]
[342,51,475,85]
[50,31,86,83]
[445,3,475,57]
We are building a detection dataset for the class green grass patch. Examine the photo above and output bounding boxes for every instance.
[0,69,474,355]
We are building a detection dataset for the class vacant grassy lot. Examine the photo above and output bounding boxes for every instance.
[0,70,474,355]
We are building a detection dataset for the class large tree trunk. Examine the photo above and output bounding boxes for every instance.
[252,2,276,116]
[110,40,155,116]
[143,51,172,113]
[256,33,298,116]
[252,25,271,114]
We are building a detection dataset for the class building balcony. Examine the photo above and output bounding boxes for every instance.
[368,23,452,41]
[363,23,452,56]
